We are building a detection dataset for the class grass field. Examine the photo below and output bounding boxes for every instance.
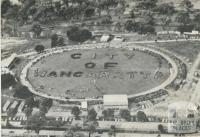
[27,48,170,99]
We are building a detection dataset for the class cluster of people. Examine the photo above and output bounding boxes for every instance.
[151,47,187,91]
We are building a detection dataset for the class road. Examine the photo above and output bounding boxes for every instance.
[2,129,200,137]
[190,53,200,105]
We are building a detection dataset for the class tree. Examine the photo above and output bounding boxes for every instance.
[62,0,69,7]
[124,20,134,32]
[24,107,33,117]
[34,45,44,53]
[175,11,193,33]
[26,112,46,133]
[1,73,16,89]
[25,97,35,108]
[187,113,194,118]
[138,24,155,34]
[175,11,191,25]
[71,106,81,120]
[64,130,74,137]
[12,84,33,99]
[135,0,158,10]
[87,109,97,121]
[40,98,53,109]
[194,12,200,31]
[102,109,114,120]
[130,10,135,19]
[39,105,48,114]
[156,3,175,15]
[57,37,65,47]
[1,0,12,15]
[51,33,58,48]
[158,124,166,133]
[28,7,37,16]
[115,22,122,32]
[160,16,172,31]
[31,24,42,38]
[67,26,92,43]
[54,1,62,13]
[84,7,95,17]
[61,7,74,20]
[177,24,194,33]
[101,16,113,24]
[140,12,155,25]
[100,0,118,16]
[86,123,96,137]
[180,0,193,12]
[120,109,131,121]
[4,4,19,20]
[124,20,140,32]
[136,111,148,122]
[108,125,116,137]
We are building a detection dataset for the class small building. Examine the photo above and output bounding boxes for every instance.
[17,101,25,113]
[1,53,18,69]
[103,94,128,110]
[10,101,18,109]
[3,101,11,112]
[81,101,88,111]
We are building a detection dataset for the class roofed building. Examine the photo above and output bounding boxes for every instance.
[103,94,128,110]
[1,53,18,69]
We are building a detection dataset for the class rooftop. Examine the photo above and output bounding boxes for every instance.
[103,94,128,106]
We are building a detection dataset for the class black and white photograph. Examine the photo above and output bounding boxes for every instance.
[1,0,200,137]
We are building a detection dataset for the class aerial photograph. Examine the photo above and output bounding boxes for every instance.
[1,0,200,137]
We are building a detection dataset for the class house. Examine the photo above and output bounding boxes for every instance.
[103,94,128,110]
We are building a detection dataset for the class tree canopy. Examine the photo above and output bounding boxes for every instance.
[1,73,16,89]
[136,111,148,122]
[35,45,45,53]
[67,26,92,43]
[120,109,131,121]
[102,109,114,120]
[155,3,175,15]
[180,0,193,12]
[87,109,97,121]
[12,84,33,99]
[26,112,46,133]
[135,0,158,10]
[71,106,81,120]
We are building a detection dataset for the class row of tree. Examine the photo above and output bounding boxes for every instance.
[71,106,148,122]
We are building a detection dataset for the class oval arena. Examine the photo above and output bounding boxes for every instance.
[20,43,179,101]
